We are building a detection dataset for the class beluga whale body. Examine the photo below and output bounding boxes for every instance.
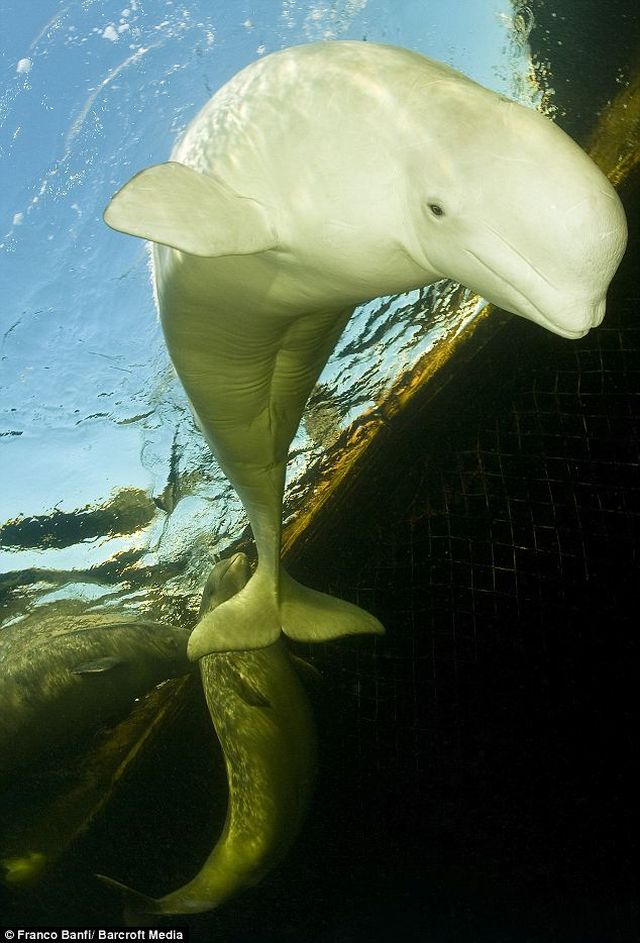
[99,553,317,917]
[0,603,193,782]
[105,41,627,657]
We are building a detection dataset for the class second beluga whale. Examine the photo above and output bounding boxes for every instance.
[104,41,627,657]
[99,553,318,917]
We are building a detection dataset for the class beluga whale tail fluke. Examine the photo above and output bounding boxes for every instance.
[105,41,626,656]
[188,565,384,658]
[280,569,384,643]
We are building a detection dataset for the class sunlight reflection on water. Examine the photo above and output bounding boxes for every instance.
[1,0,534,620]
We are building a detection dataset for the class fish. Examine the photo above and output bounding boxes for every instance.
[0,603,194,781]
[98,552,318,917]
[104,41,627,657]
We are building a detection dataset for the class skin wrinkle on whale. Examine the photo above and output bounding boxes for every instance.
[104,41,627,657]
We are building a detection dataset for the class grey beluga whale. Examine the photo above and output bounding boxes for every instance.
[99,552,317,918]
[0,603,193,782]
[104,41,627,657]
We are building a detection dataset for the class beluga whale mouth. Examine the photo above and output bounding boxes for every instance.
[104,39,627,657]
[535,296,608,340]
[461,247,602,339]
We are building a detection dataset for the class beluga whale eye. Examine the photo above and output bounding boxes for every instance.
[428,203,445,218]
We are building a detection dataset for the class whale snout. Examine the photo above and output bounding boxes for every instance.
[537,296,607,339]
[566,295,607,334]
[591,296,606,328]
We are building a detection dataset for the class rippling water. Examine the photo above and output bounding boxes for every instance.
[1,1,537,622]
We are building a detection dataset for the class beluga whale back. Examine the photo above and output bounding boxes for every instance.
[105,41,627,657]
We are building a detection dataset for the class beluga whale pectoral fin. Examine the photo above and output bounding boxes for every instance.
[103,162,279,257]
[72,656,124,674]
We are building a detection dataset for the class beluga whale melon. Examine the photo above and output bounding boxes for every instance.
[105,41,627,657]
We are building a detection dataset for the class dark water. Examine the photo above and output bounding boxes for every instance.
[2,1,640,940]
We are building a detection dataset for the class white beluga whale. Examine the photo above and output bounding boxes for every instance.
[105,41,627,657]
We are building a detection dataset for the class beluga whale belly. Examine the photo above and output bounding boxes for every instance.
[105,41,627,657]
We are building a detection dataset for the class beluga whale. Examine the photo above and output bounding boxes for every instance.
[0,603,194,783]
[99,553,318,917]
[105,41,627,657]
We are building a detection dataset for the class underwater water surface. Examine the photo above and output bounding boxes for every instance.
[2,1,638,940]
[1,0,534,620]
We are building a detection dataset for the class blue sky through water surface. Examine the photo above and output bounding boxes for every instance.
[0,0,529,579]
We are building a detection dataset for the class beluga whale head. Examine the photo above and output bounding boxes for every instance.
[377,55,628,338]
[241,44,625,339]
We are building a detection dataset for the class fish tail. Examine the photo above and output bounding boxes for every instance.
[279,569,385,644]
